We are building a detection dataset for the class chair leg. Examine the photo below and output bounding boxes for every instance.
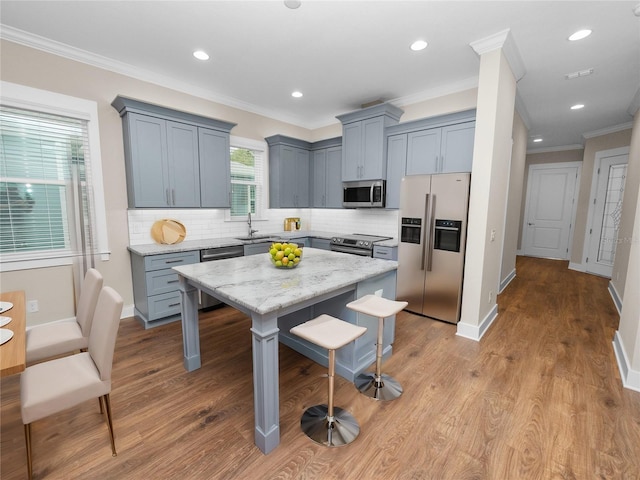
[354,316,403,401]
[24,423,32,480]
[300,348,360,447]
[102,394,117,457]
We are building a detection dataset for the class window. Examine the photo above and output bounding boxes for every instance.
[0,82,108,272]
[229,136,266,219]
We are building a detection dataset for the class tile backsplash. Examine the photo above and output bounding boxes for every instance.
[128,208,399,245]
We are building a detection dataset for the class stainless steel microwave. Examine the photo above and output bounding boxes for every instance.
[342,180,386,208]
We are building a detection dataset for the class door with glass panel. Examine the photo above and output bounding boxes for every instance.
[586,153,628,277]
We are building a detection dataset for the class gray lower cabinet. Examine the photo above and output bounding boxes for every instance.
[244,242,272,256]
[310,238,331,250]
[311,137,342,208]
[112,96,235,209]
[289,237,310,248]
[373,245,398,260]
[266,135,311,208]
[130,250,199,329]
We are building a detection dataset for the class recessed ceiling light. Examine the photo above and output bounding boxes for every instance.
[571,104,585,110]
[568,29,592,41]
[193,50,209,61]
[533,138,543,143]
[291,91,303,98]
[410,40,428,51]
[284,0,301,9]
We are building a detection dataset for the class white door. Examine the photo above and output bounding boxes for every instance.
[523,163,580,259]
[585,153,628,277]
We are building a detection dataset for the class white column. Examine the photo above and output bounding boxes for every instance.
[457,30,522,340]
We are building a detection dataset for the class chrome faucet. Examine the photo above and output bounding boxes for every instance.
[247,212,258,238]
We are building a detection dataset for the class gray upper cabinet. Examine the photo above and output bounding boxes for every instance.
[440,122,476,173]
[385,134,408,210]
[112,96,236,209]
[124,114,199,207]
[199,128,231,208]
[266,135,311,208]
[337,103,404,182]
[385,110,476,209]
[166,120,200,207]
[406,128,441,175]
[405,121,475,175]
[311,137,342,208]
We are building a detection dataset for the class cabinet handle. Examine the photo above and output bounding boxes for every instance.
[166,188,171,206]
[168,302,180,308]
[165,259,184,264]
[172,189,176,205]
[167,280,179,284]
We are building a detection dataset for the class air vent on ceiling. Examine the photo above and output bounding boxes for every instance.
[565,68,594,80]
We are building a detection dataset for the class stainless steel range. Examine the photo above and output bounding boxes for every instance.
[330,234,392,257]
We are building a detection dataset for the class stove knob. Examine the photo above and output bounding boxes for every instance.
[364,241,370,247]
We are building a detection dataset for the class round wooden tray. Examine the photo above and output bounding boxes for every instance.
[150,219,186,245]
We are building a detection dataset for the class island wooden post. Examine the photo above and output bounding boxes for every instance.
[178,277,201,371]
[250,311,280,454]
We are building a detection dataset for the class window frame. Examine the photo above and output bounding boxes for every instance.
[0,81,109,272]
[226,135,269,221]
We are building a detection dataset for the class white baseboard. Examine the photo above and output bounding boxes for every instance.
[613,331,640,392]
[122,303,135,320]
[568,262,585,272]
[608,282,623,315]
[499,269,516,293]
[456,304,498,341]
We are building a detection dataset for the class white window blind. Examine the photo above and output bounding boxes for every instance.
[230,144,264,218]
[0,106,97,262]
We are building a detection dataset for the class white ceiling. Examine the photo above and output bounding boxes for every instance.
[1,1,639,151]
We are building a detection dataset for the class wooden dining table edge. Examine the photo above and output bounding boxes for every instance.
[0,290,26,378]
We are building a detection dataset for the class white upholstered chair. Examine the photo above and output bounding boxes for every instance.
[20,286,123,480]
[26,268,103,364]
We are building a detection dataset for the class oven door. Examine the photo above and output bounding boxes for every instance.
[330,244,373,257]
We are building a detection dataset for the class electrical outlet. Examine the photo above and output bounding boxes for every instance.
[374,289,383,297]
[488,291,493,304]
[27,300,39,313]
[490,229,496,242]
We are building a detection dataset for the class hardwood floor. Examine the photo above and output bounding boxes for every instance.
[2,256,639,479]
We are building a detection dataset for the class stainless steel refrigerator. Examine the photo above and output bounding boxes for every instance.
[397,173,471,324]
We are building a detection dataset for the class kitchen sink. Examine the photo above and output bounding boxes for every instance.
[235,234,274,241]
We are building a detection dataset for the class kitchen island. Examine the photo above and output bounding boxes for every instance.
[173,247,398,454]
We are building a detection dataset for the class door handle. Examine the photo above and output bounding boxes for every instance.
[426,194,435,272]
[528,222,535,226]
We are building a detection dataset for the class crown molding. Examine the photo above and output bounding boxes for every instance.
[0,24,318,129]
[583,121,634,139]
[469,28,526,82]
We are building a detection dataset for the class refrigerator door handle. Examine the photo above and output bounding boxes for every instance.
[421,193,432,271]
[426,194,435,272]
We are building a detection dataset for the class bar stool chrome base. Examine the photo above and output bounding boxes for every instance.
[301,404,360,447]
[355,372,403,401]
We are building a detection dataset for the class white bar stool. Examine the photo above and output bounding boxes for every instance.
[346,294,407,401]
[290,314,367,447]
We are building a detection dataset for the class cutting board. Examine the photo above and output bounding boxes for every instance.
[150,219,186,244]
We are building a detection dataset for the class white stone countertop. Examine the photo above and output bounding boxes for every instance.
[128,230,397,256]
[173,247,398,315]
